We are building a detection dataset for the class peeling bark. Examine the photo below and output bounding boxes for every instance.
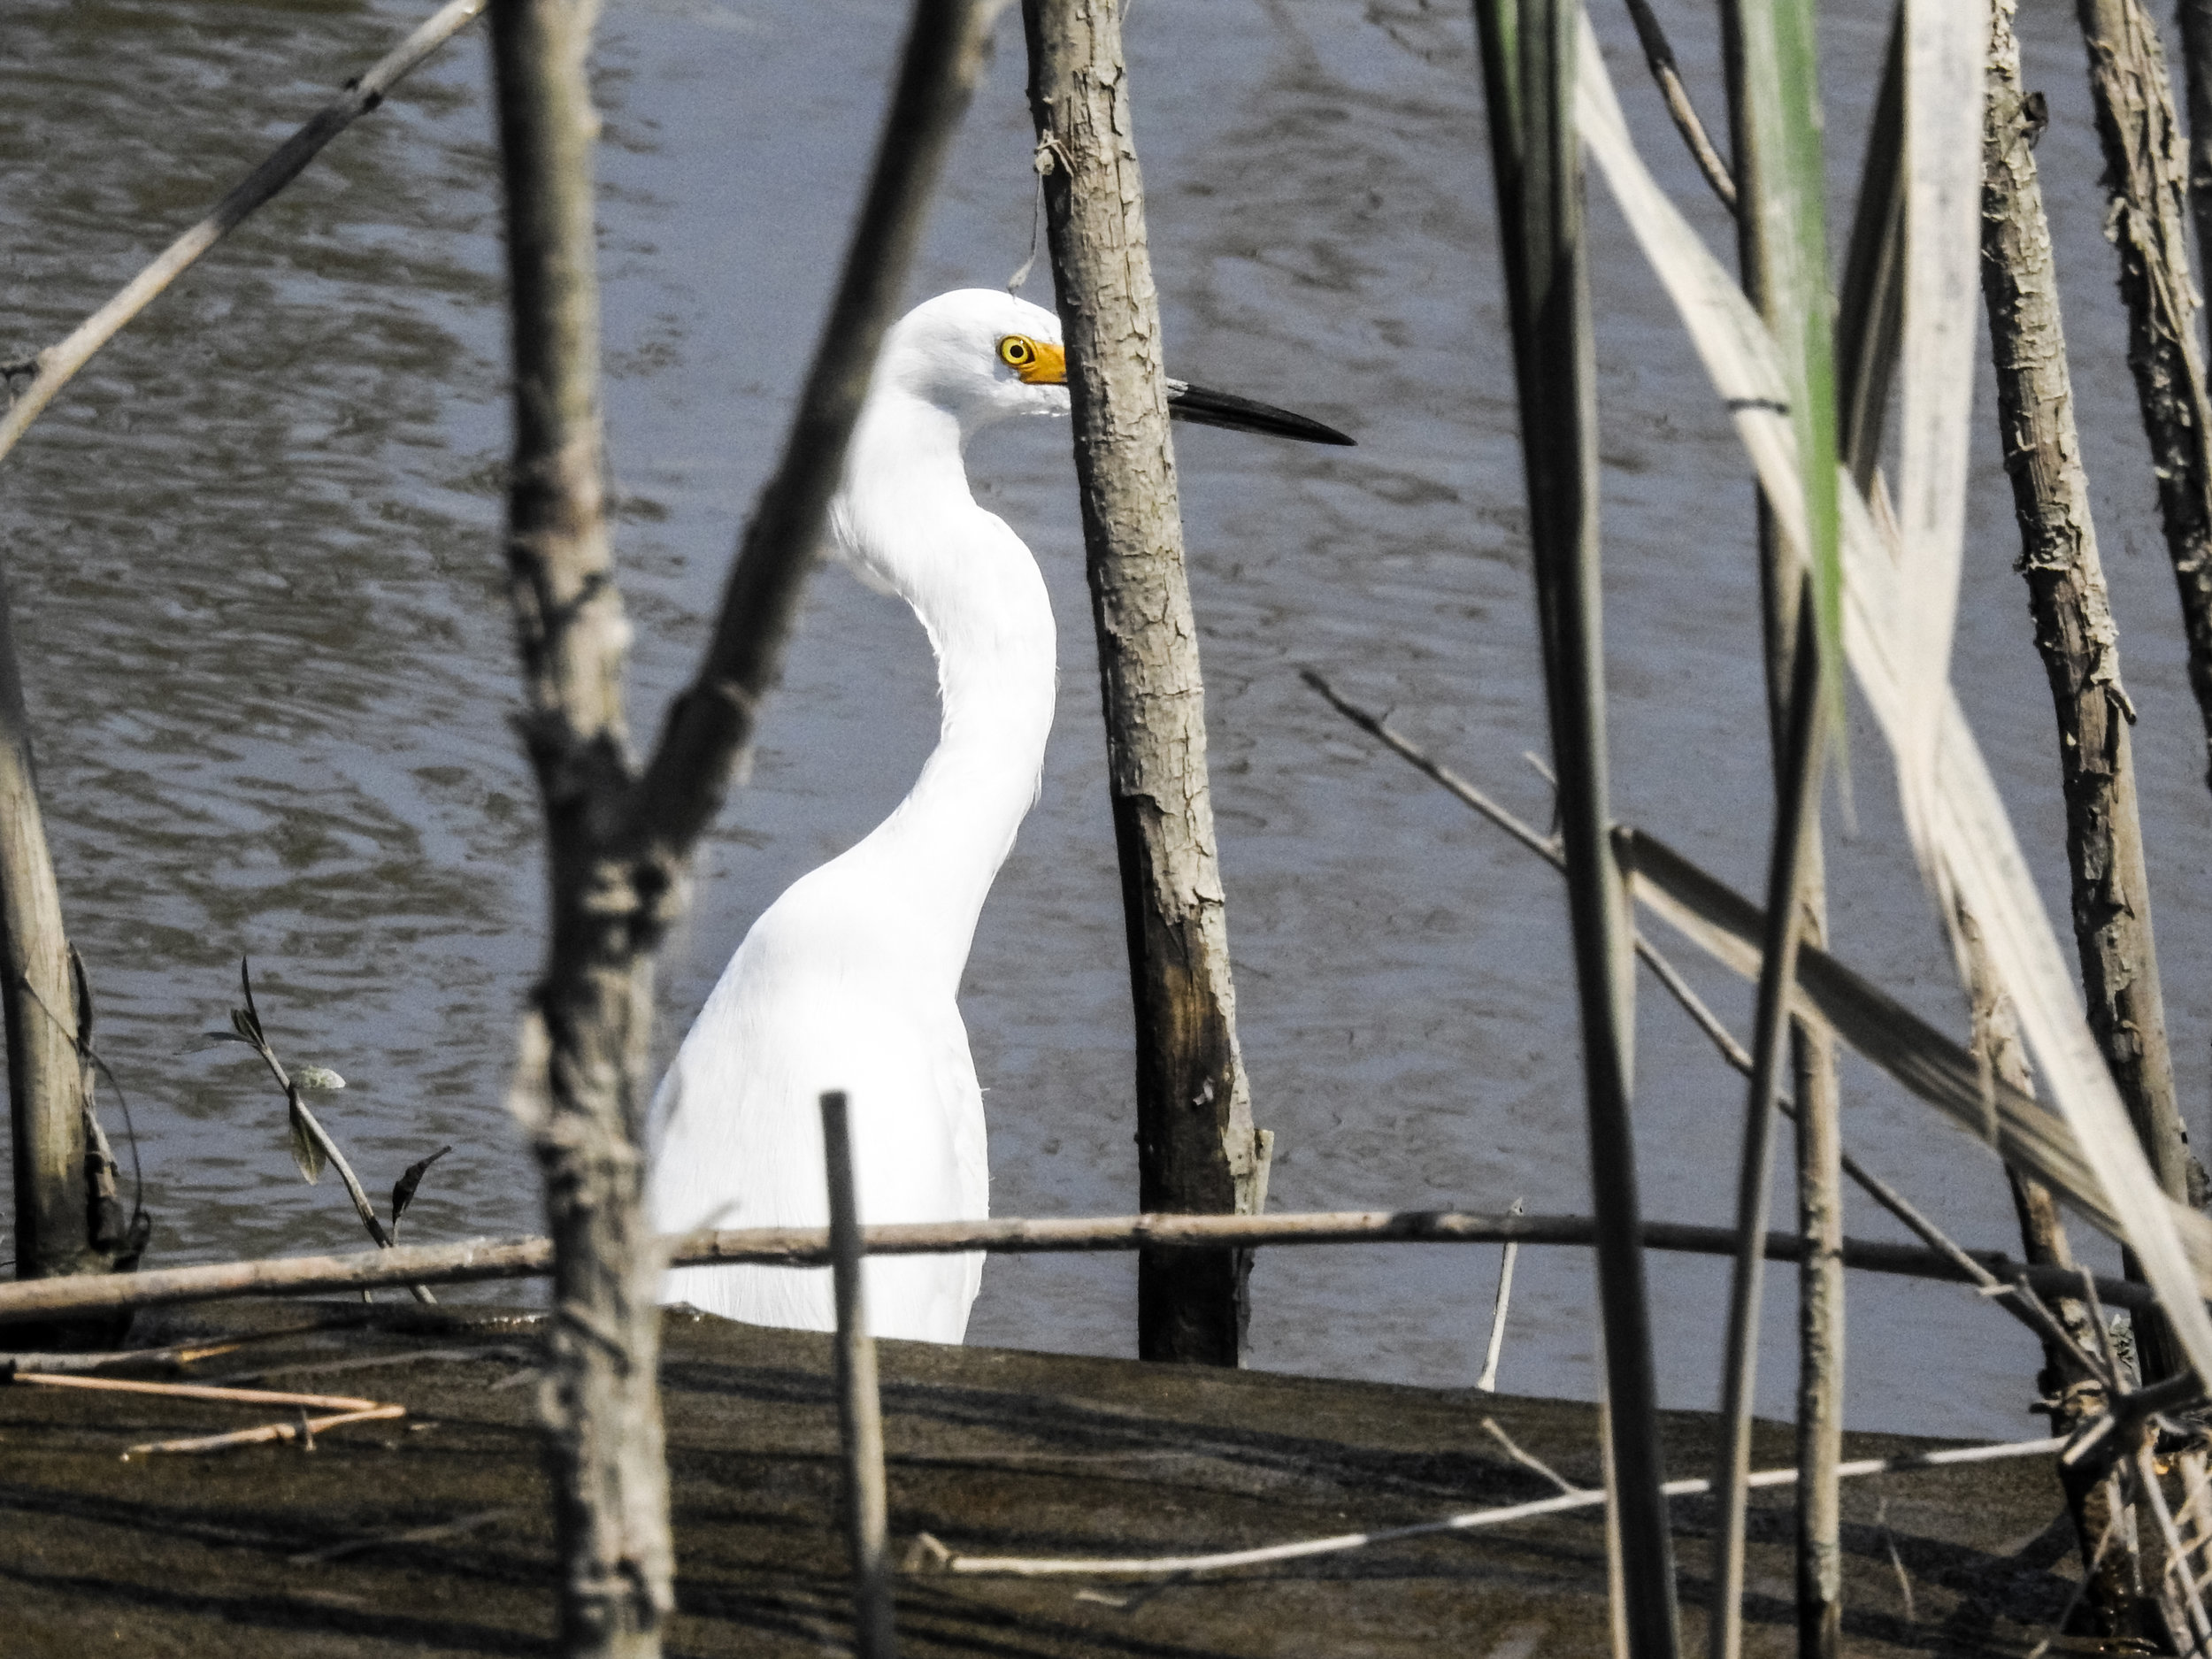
[2073,0,2212,788]
[1981,4,2158,1633]
[1992,0,2195,1392]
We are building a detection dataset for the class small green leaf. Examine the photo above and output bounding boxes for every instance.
[288,1098,326,1186]
[391,1145,454,1230]
[295,1066,346,1092]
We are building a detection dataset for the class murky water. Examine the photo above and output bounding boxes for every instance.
[3,0,2208,1440]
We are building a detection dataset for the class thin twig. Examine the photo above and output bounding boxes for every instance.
[289,1508,509,1566]
[919,1433,2069,1579]
[124,1403,404,1458]
[1477,1197,1524,1392]
[2139,1441,2212,1652]
[2026,1495,2128,1657]
[1302,667,2110,1376]
[823,1092,898,1659]
[0,1340,246,1374]
[210,961,435,1303]
[1481,1416,1584,1494]
[1875,1497,1917,1624]
[0,0,488,470]
[0,1208,2164,1325]
[1617,0,1740,211]
[8,1372,379,1411]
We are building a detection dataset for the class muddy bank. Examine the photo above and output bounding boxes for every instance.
[0,1298,2085,1655]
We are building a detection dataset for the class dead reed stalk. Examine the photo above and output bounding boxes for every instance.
[821,1093,896,1659]
[3,1207,2156,1328]
[1709,0,1844,1641]
[1471,0,1679,1647]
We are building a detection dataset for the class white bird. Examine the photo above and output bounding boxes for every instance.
[646,288,1349,1342]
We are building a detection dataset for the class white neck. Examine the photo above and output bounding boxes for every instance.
[825,389,1058,992]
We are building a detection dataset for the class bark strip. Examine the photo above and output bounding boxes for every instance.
[1023,0,1266,1367]
[2004,0,2194,1386]
[2072,0,2212,788]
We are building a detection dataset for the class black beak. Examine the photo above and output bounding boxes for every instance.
[1167,380,1354,446]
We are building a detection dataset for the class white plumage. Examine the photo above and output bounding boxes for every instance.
[647,289,1069,1342]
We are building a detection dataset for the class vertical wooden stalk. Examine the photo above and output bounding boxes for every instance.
[1778,20,1906,1652]
[1472,0,1681,1650]
[2182,0,2212,291]
[1709,610,1829,1659]
[2049,0,2202,1384]
[1790,1010,1843,1659]
[1712,0,1842,1645]
[822,1093,897,1659]
[2074,0,2212,798]
[1023,0,1267,1366]
[487,4,669,1654]
[0,573,111,1288]
[1980,6,2163,1630]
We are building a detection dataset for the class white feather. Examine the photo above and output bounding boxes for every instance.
[647,290,1067,1342]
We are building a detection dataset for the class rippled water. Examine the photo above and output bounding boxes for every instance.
[4,0,2208,1440]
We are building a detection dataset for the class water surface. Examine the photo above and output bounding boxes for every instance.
[2,0,2206,1440]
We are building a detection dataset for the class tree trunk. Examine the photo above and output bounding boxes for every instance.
[1998,0,2195,1387]
[488,4,670,1653]
[487,0,999,1647]
[2073,0,2212,793]
[0,570,127,1300]
[1023,0,1267,1367]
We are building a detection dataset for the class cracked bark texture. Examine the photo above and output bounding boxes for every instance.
[488,3,670,1652]
[1988,0,2195,1394]
[2073,0,2212,787]
[1024,0,1266,1366]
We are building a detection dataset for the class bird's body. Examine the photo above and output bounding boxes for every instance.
[648,290,1065,1340]
[645,288,1348,1343]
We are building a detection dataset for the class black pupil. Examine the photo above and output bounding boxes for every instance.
[1008,341,1027,362]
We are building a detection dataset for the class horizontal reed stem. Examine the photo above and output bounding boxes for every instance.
[0,1208,2159,1328]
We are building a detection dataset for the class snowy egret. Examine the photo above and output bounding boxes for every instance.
[646,288,1351,1341]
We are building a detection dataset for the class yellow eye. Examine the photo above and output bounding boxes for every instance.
[998,335,1035,367]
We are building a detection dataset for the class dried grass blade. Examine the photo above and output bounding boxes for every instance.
[1474,1,1680,1646]
[1577,15,2212,1384]
[125,1402,405,1458]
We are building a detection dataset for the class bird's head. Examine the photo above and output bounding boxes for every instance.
[877,288,1354,447]
[879,289,1071,434]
